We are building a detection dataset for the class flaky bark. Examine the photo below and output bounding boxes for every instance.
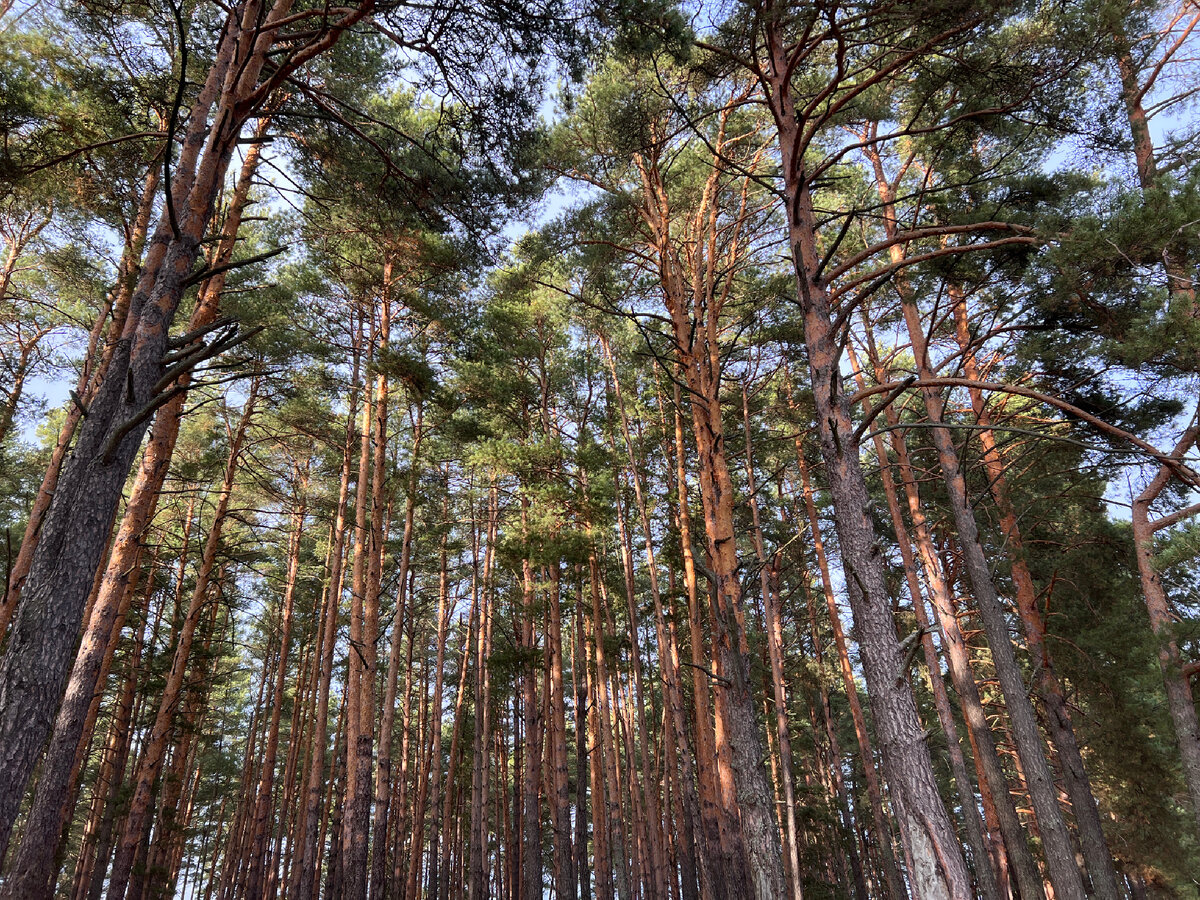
[342,300,387,900]
[1132,430,1200,834]
[761,34,970,895]
[793,448,905,900]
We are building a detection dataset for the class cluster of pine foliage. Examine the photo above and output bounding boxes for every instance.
[1,0,1199,898]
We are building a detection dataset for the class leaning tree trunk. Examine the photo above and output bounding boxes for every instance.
[949,287,1121,900]
[0,37,235,849]
[0,123,271,897]
[851,330,1045,900]
[895,284,1087,900]
[1132,444,1200,835]
[0,156,160,641]
[1111,19,1200,837]
[848,346,1001,900]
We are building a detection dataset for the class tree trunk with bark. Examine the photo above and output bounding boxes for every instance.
[244,472,309,898]
[949,288,1121,899]
[761,40,971,897]
[895,284,1087,900]
[293,354,360,900]
[0,0,373,859]
[106,381,259,900]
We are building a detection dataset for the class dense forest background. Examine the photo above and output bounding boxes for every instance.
[1,0,1199,898]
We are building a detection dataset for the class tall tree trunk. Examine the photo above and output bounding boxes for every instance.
[585,522,622,900]
[847,348,1001,900]
[144,572,226,900]
[1133,444,1200,834]
[106,381,259,900]
[762,38,971,896]
[949,288,1121,899]
[547,561,578,900]
[671,388,726,896]
[0,156,160,639]
[798,564,869,900]
[519,533,544,900]
[438,590,476,900]
[852,329,1047,900]
[792,450,904,900]
[0,0,378,855]
[0,11,294,852]
[1111,19,1200,835]
[605,340,703,900]
[344,293,388,900]
[469,486,498,900]
[244,470,309,898]
[407,516,451,900]
[740,383,802,900]
[633,134,785,899]
[611,473,670,900]
[573,570,593,900]
[293,357,360,900]
[73,541,160,900]
[894,285,1087,900]
[371,392,423,900]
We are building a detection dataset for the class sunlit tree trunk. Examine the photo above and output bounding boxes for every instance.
[893,276,1086,900]
[949,287,1121,899]
[791,447,904,900]
[244,468,309,898]
[0,155,161,640]
[343,292,388,900]
[607,341,704,900]
[847,346,1000,900]
[852,323,1046,900]
[293,342,361,900]
[106,381,259,900]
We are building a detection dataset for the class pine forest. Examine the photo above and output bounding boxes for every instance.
[1,0,1199,897]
